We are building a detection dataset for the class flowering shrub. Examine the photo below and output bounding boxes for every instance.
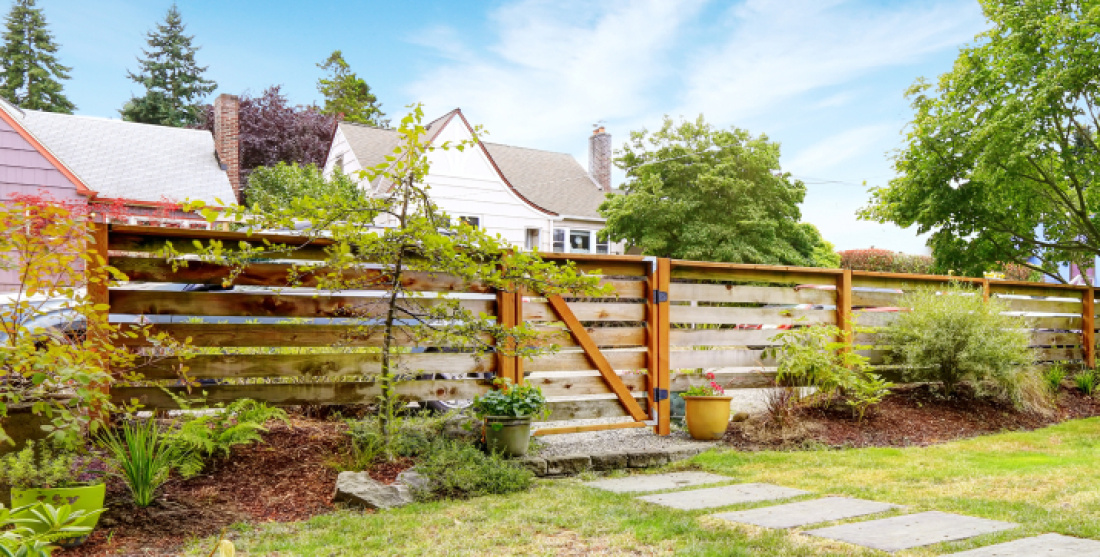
[839,249,933,274]
[684,372,726,396]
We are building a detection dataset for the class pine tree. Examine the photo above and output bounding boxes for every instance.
[316,50,386,127]
[121,4,216,127]
[0,0,74,113]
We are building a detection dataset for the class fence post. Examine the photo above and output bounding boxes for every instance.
[496,289,518,385]
[1084,286,1095,369]
[836,269,853,351]
[982,278,991,302]
[87,221,111,420]
[646,258,671,436]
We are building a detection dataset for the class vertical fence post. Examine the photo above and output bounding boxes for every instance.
[1084,286,1096,369]
[87,221,111,420]
[496,288,517,385]
[514,288,524,385]
[982,278,991,302]
[655,258,671,435]
[836,269,853,351]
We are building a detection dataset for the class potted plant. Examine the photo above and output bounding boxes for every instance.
[0,441,106,547]
[682,372,732,440]
[471,379,548,457]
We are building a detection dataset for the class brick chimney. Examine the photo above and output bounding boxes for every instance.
[588,125,612,192]
[213,94,241,203]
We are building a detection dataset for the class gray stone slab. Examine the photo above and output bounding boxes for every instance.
[805,511,1018,553]
[637,483,810,510]
[946,533,1100,556]
[711,497,901,529]
[584,471,731,493]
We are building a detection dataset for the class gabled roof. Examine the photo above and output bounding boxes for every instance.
[335,109,610,219]
[0,99,235,205]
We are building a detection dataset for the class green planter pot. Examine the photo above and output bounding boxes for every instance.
[12,483,106,546]
[483,416,532,457]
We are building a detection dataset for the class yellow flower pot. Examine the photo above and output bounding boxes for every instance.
[683,396,733,440]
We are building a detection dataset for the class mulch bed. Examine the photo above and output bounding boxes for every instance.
[725,383,1100,450]
[61,416,411,557]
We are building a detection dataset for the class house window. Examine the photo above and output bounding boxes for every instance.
[525,228,541,250]
[458,216,480,229]
[597,236,609,254]
[569,230,591,253]
[334,154,344,173]
[553,228,565,252]
[553,228,608,253]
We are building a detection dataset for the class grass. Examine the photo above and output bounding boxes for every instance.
[189,418,1100,556]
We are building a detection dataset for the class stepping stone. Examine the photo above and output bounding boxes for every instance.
[637,483,809,511]
[711,497,901,529]
[805,511,1018,553]
[946,533,1100,556]
[585,471,732,493]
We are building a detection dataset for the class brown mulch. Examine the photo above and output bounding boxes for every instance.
[60,416,410,557]
[725,383,1100,450]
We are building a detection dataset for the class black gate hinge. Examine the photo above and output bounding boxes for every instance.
[652,289,668,304]
[653,388,669,402]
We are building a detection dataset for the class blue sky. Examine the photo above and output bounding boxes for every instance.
[38,0,989,253]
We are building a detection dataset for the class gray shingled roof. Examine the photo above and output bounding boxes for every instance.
[12,107,234,205]
[338,116,609,218]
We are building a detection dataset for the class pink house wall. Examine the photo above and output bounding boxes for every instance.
[0,117,87,292]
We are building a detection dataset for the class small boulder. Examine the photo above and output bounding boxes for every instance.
[396,469,432,493]
[333,471,413,510]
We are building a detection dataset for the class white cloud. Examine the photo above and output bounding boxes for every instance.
[786,124,897,177]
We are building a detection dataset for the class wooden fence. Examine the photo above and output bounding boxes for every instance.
[96,225,1098,436]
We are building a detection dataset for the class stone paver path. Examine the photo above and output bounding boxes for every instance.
[584,471,731,493]
[636,483,809,511]
[945,533,1100,556]
[805,511,1018,553]
[711,496,901,529]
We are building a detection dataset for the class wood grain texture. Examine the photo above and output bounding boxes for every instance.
[669,306,835,325]
[524,301,646,322]
[110,290,493,319]
[668,283,834,305]
[669,328,783,347]
[137,351,496,380]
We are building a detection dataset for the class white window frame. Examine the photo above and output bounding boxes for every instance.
[456,215,482,229]
[552,227,607,254]
[524,228,541,251]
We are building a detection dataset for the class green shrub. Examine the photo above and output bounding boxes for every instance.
[0,441,92,489]
[472,379,548,419]
[165,398,288,478]
[412,440,532,500]
[1,502,103,556]
[1075,369,1098,396]
[881,282,1044,410]
[1043,365,1068,394]
[347,411,449,467]
[97,420,176,508]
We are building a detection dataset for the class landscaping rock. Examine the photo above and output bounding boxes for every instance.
[585,471,732,493]
[805,511,1018,553]
[637,483,809,511]
[395,469,431,493]
[545,454,591,476]
[712,497,900,529]
[516,456,547,476]
[590,452,629,471]
[627,449,670,468]
[666,446,706,462]
[333,472,413,510]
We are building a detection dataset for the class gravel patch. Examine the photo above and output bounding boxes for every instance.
[532,417,718,458]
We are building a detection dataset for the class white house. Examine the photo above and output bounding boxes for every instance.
[322,109,624,255]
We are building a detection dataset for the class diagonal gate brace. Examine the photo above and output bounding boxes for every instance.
[544,294,649,422]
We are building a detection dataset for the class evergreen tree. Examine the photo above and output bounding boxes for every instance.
[121,4,216,127]
[0,0,74,113]
[316,50,386,127]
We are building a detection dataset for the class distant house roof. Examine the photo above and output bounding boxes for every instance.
[336,110,609,219]
[0,99,235,205]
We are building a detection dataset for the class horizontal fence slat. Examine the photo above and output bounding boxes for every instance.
[670,348,887,369]
[851,290,904,307]
[528,372,648,397]
[670,370,778,390]
[994,296,1082,314]
[1030,331,1085,346]
[670,306,835,325]
[113,380,491,408]
[667,284,834,305]
[137,352,495,380]
[109,231,331,261]
[110,290,494,319]
[526,350,647,372]
[669,328,783,347]
[670,266,837,285]
[541,397,648,422]
[524,301,645,322]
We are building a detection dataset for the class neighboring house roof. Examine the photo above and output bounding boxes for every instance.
[335,109,609,219]
[0,99,235,205]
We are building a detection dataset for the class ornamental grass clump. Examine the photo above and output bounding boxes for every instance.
[96,420,177,508]
[882,282,1046,411]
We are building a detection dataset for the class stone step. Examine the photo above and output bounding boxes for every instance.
[804,511,1018,553]
[711,497,901,529]
[584,471,733,493]
[637,483,809,511]
[945,533,1100,556]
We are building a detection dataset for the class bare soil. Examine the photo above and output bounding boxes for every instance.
[725,383,1100,450]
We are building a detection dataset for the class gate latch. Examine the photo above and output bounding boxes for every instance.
[652,289,668,304]
[653,388,669,402]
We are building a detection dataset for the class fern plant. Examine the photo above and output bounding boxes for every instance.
[164,398,288,478]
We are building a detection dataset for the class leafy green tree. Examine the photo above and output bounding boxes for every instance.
[599,115,823,265]
[316,50,386,127]
[861,0,1100,283]
[121,4,216,127]
[810,230,841,268]
[245,162,361,212]
[0,0,73,113]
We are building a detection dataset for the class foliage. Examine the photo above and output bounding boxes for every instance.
[180,104,605,456]
[1075,369,1098,396]
[316,50,386,127]
[0,441,95,489]
[472,379,548,420]
[346,411,447,469]
[683,372,725,397]
[96,419,177,507]
[0,502,101,556]
[411,439,532,501]
[839,249,933,274]
[197,86,335,183]
[0,0,73,113]
[599,115,824,265]
[810,232,840,269]
[1043,365,1068,394]
[245,162,361,212]
[764,323,893,422]
[861,1,1100,283]
[164,398,288,479]
[0,198,191,448]
[881,282,1045,409]
[120,4,216,127]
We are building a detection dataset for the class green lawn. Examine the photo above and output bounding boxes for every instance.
[192,418,1100,556]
